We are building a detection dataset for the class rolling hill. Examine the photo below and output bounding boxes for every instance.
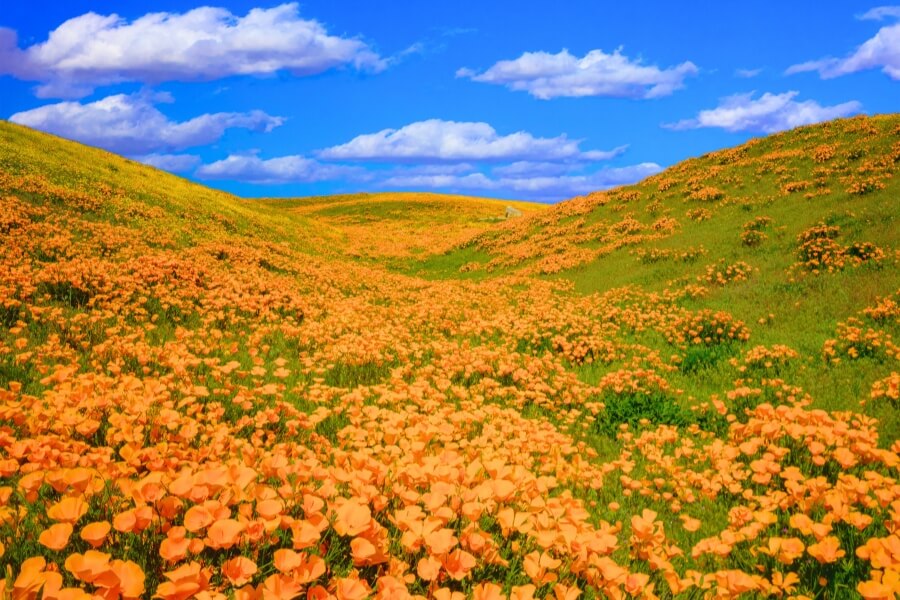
[0,116,898,599]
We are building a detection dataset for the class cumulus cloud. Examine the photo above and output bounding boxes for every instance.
[665,91,862,134]
[0,3,385,98]
[457,48,698,99]
[135,154,202,173]
[318,119,621,162]
[196,153,362,184]
[787,9,900,80]
[9,92,284,155]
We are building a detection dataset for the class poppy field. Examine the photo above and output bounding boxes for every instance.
[0,115,898,598]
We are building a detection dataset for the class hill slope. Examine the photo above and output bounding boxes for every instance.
[257,192,543,263]
[0,117,898,599]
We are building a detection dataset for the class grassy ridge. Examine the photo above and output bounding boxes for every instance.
[433,114,900,437]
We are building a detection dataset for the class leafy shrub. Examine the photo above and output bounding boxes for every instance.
[597,392,693,435]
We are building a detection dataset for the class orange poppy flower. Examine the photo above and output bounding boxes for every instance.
[305,585,331,600]
[47,496,89,524]
[442,549,477,580]
[296,554,326,584]
[64,550,112,585]
[261,574,303,600]
[524,551,561,585]
[433,589,465,600]
[680,515,701,532]
[714,570,759,594]
[80,521,111,548]
[334,577,371,600]
[109,560,145,598]
[205,518,244,550]
[39,522,73,551]
[416,556,441,581]
[351,536,387,566]
[160,527,191,563]
[256,498,283,520]
[510,585,536,600]
[472,583,504,600]
[858,580,893,600]
[13,556,48,599]
[183,505,215,532]
[333,499,372,537]
[808,536,845,564]
[423,528,457,556]
[552,584,581,600]
[156,562,211,600]
[221,556,258,587]
[631,509,659,540]
[274,549,303,574]
[291,519,321,550]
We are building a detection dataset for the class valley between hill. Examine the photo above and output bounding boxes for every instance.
[0,115,898,599]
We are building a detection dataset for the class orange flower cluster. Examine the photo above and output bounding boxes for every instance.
[685,208,712,222]
[741,216,773,247]
[812,143,837,163]
[823,318,899,364]
[730,344,800,373]
[665,310,751,347]
[632,246,706,265]
[781,181,811,194]
[699,260,755,287]
[863,292,900,324]
[792,223,885,276]
[868,372,899,406]
[687,186,726,203]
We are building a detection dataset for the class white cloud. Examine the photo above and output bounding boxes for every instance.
[491,161,574,177]
[380,172,496,190]
[665,91,862,134]
[194,143,658,200]
[457,48,698,99]
[0,3,385,98]
[858,6,900,20]
[787,11,900,80]
[318,119,621,162]
[196,153,361,184]
[381,162,662,202]
[387,163,477,176]
[9,92,283,155]
[735,68,763,78]
[135,153,201,173]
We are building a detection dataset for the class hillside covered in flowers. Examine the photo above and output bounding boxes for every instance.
[0,115,898,599]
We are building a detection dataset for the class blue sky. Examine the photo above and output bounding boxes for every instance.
[1,1,898,202]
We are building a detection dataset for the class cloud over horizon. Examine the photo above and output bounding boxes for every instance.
[192,149,660,201]
[135,153,202,173]
[665,91,862,133]
[378,162,662,202]
[9,92,284,155]
[457,48,698,99]
[318,119,626,162]
[0,3,385,98]
[196,152,363,184]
